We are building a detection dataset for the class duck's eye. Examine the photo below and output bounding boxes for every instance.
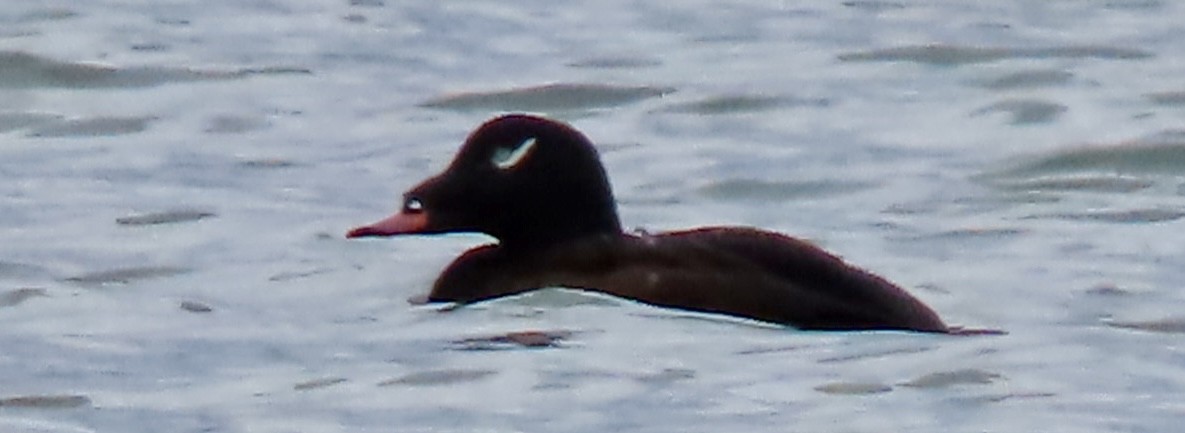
[491,137,537,170]
[402,197,424,213]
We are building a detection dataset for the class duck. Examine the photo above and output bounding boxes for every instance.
[348,114,951,333]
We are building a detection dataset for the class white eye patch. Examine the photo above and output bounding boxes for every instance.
[491,137,537,170]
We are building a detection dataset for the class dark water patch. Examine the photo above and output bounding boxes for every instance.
[116,209,216,226]
[538,367,693,388]
[882,202,938,215]
[692,31,763,44]
[238,158,300,169]
[0,111,62,132]
[736,344,812,355]
[155,17,190,26]
[1145,129,1185,142]
[419,83,674,112]
[1145,91,1185,106]
[635,368,695,385]
[615,193,683,206]
[902,227,1026,243]
[900,369,1001,388]
[0,51,309,89]
[0,261,51,279]
[377,369,497,387]
[0,288,48,307]
[976,69,1073,90]
[204,115,271,134]
[452,330,573,351]
[237,66,313,76]
[1024,208,1185,223]
[842,1,907,12]
[1084,283,1131,297]
[268,267,332,282]
[0,394,90,408]
[818,346,932,364]
[962,391,1057,404]
[838,44,1152,66]
[1104,0,1163,10]
[1106,317,1185,334]
[10,8,79,23]
[0,29,38,39]
[130,42,170,52]
[26,116,153,137]
[293,377,348,391]
[662,94,829,115]
[960,192,1063,207]
[65,266,189,285]
[815,382,894,395]
[698,178,873,201]
[972,99,1066,124]
[914,283,951,295]
[991,176,1153,194]
[567,56,662,69]
[179,300,213,313]
[987,141,1185,178]
[534,369,624,390]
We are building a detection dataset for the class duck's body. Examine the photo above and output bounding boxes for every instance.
[349,114,951,333]
[429,227,946,332]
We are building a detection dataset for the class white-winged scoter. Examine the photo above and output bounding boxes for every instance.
[348,114,953,333]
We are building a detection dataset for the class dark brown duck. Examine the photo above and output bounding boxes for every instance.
[348,114,950,333]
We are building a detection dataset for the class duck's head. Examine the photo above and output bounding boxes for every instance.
[347,114,622,249]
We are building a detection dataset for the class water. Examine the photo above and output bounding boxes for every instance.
[2,1,1184,432]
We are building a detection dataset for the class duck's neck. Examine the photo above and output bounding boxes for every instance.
[497,207,623,253]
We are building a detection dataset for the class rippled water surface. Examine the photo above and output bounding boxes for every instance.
[3,1,1184,432]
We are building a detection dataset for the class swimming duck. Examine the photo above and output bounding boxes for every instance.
[348,114,950,333]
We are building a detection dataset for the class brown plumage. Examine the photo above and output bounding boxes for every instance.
[348,114,950,333]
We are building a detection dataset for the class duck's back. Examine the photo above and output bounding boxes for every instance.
[430,227,948,332]
[631,227,948,332]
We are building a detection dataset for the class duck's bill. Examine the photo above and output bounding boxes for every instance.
[346,211,429,238]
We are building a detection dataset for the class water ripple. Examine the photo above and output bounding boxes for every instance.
[662,94,829,115]
[0,111,62,132]
[1145,91,1185,106]
[419,83,674,112]
[0,394,91,409]
[64,266,190,285]
[25,116,154,137]
[900,369,1002,388]
[0,287,48,307]
[976,69,1074,90]
[0,51,310,89]
[990,140,1185,177]
[698,178,874,201]
[839,44,1153,66]
[115,209,216,226]
[1023,208,1185,223]
[971,99,1067,125]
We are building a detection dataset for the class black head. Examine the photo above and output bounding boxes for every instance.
[347,114,622,249]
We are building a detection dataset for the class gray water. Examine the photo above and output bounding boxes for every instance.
[2,1,1184,432]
